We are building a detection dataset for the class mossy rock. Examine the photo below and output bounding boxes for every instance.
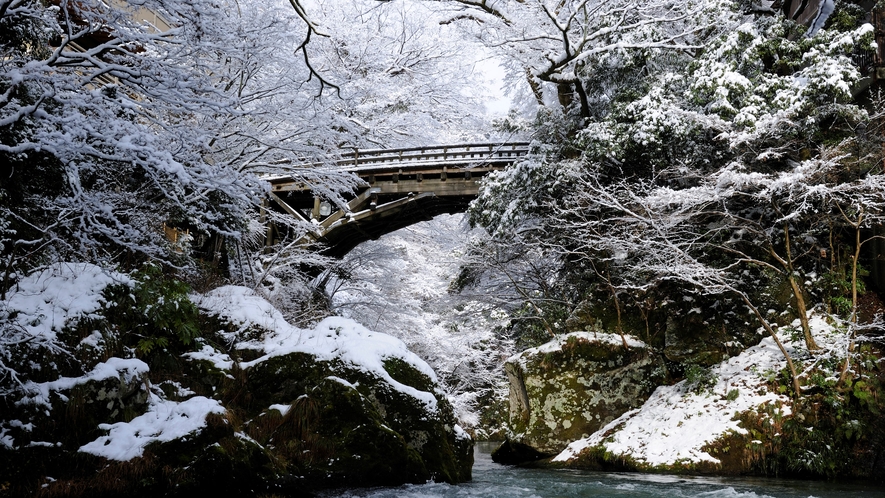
[241,351,472,488]
[6,364,151,452]
[1,284,472,496]
[30,414,276,498]
[566,292,761,372]
[505,332,666,455]
[663,314,731,367]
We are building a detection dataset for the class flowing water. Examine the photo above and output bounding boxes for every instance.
[321,442,884,498]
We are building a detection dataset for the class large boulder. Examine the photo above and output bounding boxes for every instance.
[0,275,472,497]
[238,351,473,488]
[185,287,474,491]
[502,332,666,457]
[550,323,885,483]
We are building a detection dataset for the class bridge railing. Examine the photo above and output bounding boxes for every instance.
[263,142,531,183]
[338,142,530,171]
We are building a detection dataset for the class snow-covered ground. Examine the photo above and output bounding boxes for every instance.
[553,315,848,467]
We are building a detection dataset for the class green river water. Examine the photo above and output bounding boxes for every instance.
[321,442,884,498]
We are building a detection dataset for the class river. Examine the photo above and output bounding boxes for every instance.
[320,442,884,498]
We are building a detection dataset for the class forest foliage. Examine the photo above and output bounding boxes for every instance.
[0,0,499,420]
[461,0,885,394]
[1,0,884,445]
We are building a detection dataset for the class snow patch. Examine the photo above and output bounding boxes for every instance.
[79,331,104,348]
[79,394,224,461]
[554,329,799,466]
[183,344,235,372]
[326,375,357,390]
[19,358,149,409]
[509,331,646,365]
[194,286,440,413]
[3,263,131,341]
[268,404,292,416]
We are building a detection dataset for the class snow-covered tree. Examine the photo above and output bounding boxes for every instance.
[467,0,884,394]
[1,0,258,267]
[324,215,515,431]
[437,0,734,118]
[0,0,394,283]
[297,0,494,148]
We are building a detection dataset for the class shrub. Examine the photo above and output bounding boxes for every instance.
[103,264,201,355]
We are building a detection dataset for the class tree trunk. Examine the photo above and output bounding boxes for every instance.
[741,294,802,398]
[605,279,629,349]
[838,223,863,386]
[574,80,590,119]
[786,274,817,350]
[526,68,545,107]
[782,224,818,351]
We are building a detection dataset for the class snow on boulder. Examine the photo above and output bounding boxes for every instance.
[553,330,795,469]
[19,357,149,411]
[500,332,667,459]
[79,394,225,461]
[195,285,440,411]
[191,285,473,486]
[3,263,131,341]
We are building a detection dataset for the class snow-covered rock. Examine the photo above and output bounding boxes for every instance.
[549,315,884,478]
[500,332,667,458]
[1,268,473,496]
[191,285,474,487]
[552,331,793,469]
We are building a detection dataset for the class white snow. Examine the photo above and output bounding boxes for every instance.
[554,334,796,466]
[267,404,292,416]
[79,394,225,461]
[3,263,131,341]
[194,286,441,412]
[158,381,196,398]
[182,345,234,372]
[453,423,471,441]
[553,315,847,468]
[326,376,358,390]
[509,331,647,366]
[324,214,515,428]
[0,428,14,449]
[79,331,104,348]
[18,358,149,409]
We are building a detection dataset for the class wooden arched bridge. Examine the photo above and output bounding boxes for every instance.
[263,142,530,257]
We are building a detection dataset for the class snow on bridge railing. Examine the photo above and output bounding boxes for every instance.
[261,142,531,181]
[338,142,530,171]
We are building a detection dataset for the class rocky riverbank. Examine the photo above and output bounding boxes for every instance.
[491,318,885,482]
[0,265,472,497]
